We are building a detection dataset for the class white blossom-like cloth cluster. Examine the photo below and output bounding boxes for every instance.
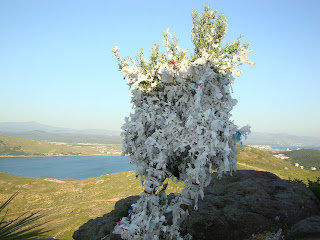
[111,37,250,239]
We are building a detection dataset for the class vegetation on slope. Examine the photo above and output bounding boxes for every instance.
[0,146,319,239]
[0,131,123,144]
[289,177,320,201]
[0,135,103,156]
[283,149,320,171]
[0,192,51,239]
[236,146,320,182]
[0,171,183,240]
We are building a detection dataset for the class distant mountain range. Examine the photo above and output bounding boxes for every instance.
[244,132,320,146]
[0,121,120,135]
[0,121,319,146]
[0,122,122,144]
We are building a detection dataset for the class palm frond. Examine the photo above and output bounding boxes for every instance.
[0,193,52,240]
[0,193,18,214]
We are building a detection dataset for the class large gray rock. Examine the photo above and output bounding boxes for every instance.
[179,170,320,240]
[72,196,139,240]
[285,215,320,240]
[73,170,320,240]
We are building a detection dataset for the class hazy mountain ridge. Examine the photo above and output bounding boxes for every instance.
[244,132,320,146]
[0,122,319,146]
[0,121,121,136]
[0,122,122,144]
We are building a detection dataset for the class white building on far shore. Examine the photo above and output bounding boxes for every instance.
[249,145,273,150]
[273,154,290,160]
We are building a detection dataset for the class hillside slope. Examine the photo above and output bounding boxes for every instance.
[283,149,320,171]
[237,146,320,182]
[0,134,101,156]
[0,146,319,239]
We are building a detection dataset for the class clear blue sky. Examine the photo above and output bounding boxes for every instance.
[0,0,319,137]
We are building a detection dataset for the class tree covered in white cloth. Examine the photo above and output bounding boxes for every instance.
[111,5,255,240]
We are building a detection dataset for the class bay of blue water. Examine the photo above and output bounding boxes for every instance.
[271,146,320,151]
[0,156,135,180]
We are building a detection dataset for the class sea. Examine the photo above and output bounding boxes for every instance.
[270,146,320,151]
[1,146,319,179]
[0,155,135,180]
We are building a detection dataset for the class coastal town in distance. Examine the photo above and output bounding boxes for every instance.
[250,145,318,171]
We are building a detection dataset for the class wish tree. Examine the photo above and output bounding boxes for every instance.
[112,5,254,240]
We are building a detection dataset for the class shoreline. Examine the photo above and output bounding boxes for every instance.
[0,170,136,181]
[249,145,320,151]
[0,153,122,158]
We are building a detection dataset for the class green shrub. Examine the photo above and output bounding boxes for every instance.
[307,177,320,200]
[289,177,320,200]
[288,178,304,184]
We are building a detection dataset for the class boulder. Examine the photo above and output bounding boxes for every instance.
[72,196,139,240]
[179,170,320,240]
[73,170,320,240]
[285,215,320,240]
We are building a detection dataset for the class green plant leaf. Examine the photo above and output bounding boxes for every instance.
[0,193,51,240]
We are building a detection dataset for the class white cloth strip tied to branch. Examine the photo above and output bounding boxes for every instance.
[111,5,254,240]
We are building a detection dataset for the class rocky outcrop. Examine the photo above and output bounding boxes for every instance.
[179,170,320,240]
[285,215,320,240]
[73,170,320,240]
[73,196,139,240]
